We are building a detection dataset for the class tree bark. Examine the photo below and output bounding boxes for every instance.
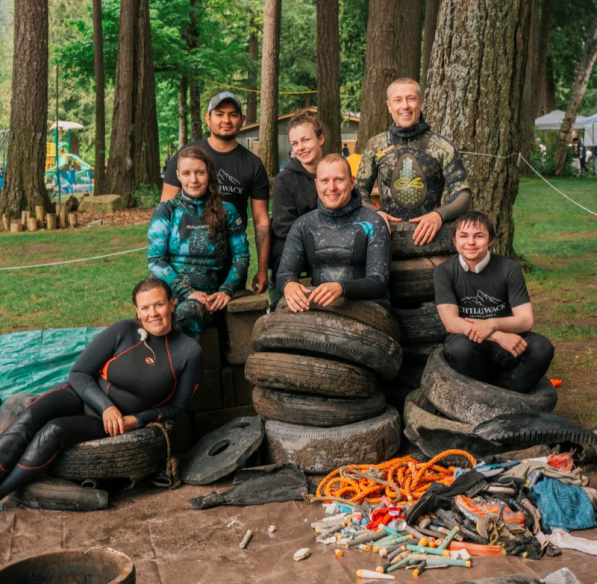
[188,0,202,140]
[425,0,532,257]
[534,0,551,117]
[258,0,282,178]
[0,0,52,214]
[106,0,161,206]
[422,0,440,89]
[554,11,597,175]
[317,0,342,155]
[179,76,189,147]
[396,0,424,81]
[355,0,399,153]
[246,13,259,125]
[520,0,539,172]
[545,56,556,112]
[92,0,106,196]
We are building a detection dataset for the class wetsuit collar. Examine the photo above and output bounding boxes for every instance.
[180,189,206,205]
[459,252,491,274]
[317,190,362,218]
[388,113,431,141]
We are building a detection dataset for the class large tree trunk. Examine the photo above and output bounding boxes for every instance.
[355,0,399,153]
[179,76,188,147]
[106,0,160,206]
[425,0,532,257]
[188,0,202,141]
[0,0,52,214]
[520,0,539,172]
[422,0,440,89]
[534,0,551,117]
[317,0,341,155]
[92,0,106,196]
[246,14,259,125]
[258,0,281,178]
[545,56,556,112]
[554,11,597,176]
[396,0,424,81]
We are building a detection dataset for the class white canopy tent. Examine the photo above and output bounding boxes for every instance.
[535,109,587,131]
[582,114,597,147]
[48,120,85,131]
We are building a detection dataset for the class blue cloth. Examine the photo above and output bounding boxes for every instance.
[532,477,597,532]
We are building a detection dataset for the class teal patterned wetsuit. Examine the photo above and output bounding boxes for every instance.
[148,191,250,339]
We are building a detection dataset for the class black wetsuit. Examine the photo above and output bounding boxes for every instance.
[276,192,390,303]
[0,320,202,502]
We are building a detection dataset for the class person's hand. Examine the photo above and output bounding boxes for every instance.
[310,282,343,307]
[122,416,139,433]
[378,211,402,232]
[464,317,497,344]
[252,269,268,294]
[409,211,442,245]
[206,291,231,312]
[491,331,528,358]
[284,282,311,312]
[188,290,209,305]
[103,406,124,436]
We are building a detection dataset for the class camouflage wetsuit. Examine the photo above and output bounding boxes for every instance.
[356,115,471,221]
[148,191,250,339]
[276,192,390,304]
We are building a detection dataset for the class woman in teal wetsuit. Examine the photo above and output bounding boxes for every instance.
[148,146,250,340]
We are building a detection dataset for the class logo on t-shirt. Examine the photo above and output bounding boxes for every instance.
[217,168,241,186]
[460,290,506,317]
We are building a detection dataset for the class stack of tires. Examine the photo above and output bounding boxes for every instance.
[245,299,403,474]
[388,222,455,399]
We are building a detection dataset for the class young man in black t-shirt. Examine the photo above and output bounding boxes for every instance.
[433,211,554,393]
[161,91,270,293]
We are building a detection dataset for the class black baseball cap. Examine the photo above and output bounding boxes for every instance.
[207,91,243,115]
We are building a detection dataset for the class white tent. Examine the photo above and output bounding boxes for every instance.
[48,120,85,131]
[535,109,587,131]
[582,113,597,147]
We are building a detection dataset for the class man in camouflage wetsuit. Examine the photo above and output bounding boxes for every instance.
[356,78,471,246]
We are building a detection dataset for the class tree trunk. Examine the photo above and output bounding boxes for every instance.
[534,0,551,117]
[92,0,106,196]
[554,11,597,176]
[246,14,259,125]
[317,0,341,155]
[179,76,188,147]
[188,0,202,141]
[355,0,399,153]
[396,0,423,81]
[106,0,160,206]
[421,0,440,89]
[425,0,532,257]
[0,0,52,214]
[545,56,556,112]
[258,0,282,178]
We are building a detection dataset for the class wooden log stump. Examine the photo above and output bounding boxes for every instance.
[68,213,77,228]
[2,214,9,231]
[10,220,23,233]
[46,213,57,230]
[59,206,67,228]
[35,205,45,228]
[27,217,38,232]
[21,210,27,224]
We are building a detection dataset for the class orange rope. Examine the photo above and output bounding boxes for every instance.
[315,450,476,506]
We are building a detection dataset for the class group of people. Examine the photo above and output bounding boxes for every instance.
[0,78,555,509]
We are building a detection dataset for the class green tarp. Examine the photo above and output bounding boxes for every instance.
[0,328,104,401]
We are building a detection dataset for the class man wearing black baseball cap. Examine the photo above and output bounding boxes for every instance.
[162,91,270,294]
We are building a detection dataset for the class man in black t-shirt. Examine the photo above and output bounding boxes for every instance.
[433,211,554,394]
[162,91,270,293]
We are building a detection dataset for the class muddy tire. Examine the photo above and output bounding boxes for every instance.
[245,352,376,398]
[277,297,400,343]
[390,221,455,259]
[391,303,447,344]
[252,311,402,380]
[253,386,385,427]
[421,349,558,425]
[51,422,174,481]
[263,406,401,474]
[11,476,108,511]
[0,394,38,433]
[389,257,448,304]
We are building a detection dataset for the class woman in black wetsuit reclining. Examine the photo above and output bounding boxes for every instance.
[0,277,202,509]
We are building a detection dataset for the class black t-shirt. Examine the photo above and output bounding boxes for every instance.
[434,254,530,319]
[164,138,269,227]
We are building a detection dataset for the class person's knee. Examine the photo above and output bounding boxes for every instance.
[527,334,555,367]
[20,421,65,466]
[444,334,477,369]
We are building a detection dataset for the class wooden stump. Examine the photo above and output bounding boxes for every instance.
[27,217,38,232]
[2,214,9,231]
[21,210,27,224]
[59,206,67,229]
[35,205,45,228]
[10,220,23,233]
[68,213,77,228]
[46,213,57,230]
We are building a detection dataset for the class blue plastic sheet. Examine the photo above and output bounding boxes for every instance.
[0,327,104,401]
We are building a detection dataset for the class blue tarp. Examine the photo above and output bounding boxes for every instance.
[0,327,104,401]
